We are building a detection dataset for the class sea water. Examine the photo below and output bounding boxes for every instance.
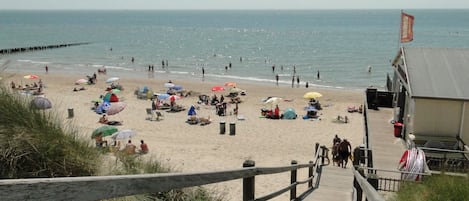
[1,9,468,89]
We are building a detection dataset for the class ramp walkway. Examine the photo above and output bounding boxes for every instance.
[303,164,354,201]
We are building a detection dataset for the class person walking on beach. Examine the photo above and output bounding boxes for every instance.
[275,74,279,86]
[306,82,309,88]
[45,65,48,73]
[296,76,300,88]
[202,67,205,77]
[317,70,320,80]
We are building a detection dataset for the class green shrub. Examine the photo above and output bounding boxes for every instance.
[394,174,469,201]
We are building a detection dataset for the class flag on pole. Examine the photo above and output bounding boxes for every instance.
[400,11,415,43]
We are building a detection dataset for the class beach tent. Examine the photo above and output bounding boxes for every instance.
[188,105,196,116]
[95,101,111,114]
[282,108,297,120]
[103,92,119,102]
[109,93,119,102]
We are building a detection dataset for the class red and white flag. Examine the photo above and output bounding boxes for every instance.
[401,11,415,43]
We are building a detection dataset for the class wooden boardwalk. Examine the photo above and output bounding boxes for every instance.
[303,164,354,201]
[367,108,406,178]
[303,108,406,200]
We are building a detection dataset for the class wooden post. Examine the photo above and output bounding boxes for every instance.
[367,149,373,174]
[315,143,319,155]
[308,161,314,188]
[321,146,326,164]
[290,160,298,201]
[353,167,364,201]
[243,160,255,201]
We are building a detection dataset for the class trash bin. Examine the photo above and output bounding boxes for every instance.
[229,122,236,135]
[68,108,74,118]
[219,121,226,134]
[394,122,403,137]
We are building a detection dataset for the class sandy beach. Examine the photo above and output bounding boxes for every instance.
[3,70,364,200]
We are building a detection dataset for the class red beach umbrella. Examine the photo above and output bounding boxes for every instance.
[24,74,39,79]
[211,86,225,92]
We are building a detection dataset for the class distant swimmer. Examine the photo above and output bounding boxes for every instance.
[368,65,372,73]
[229,62,232,68]
[275,74,279,85]
[131,57,135,63]
[317,70,320,80]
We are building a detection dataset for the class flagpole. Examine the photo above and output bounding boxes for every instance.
[397,10,403,52]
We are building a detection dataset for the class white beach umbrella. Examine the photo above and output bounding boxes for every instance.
[106,77,120,83]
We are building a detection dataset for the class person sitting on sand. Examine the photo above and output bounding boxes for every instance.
[267,105,281,119]
[99,114,108,124]
[125,140,137,155]
[139,140,149,154]
[199,116,212,125]
[95,133,108,148]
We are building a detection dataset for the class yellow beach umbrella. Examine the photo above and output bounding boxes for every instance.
[303,92,322,99]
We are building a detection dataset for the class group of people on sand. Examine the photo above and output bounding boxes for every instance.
[332,134,352,168]
[10,80,44,95]
[95,135,149,155]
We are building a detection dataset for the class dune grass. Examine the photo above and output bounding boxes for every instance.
[393,174,469,201]
[0,84,101,178]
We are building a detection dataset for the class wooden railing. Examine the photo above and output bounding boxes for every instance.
[0,143,326,201]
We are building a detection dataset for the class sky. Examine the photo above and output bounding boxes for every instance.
[2,0,469,10]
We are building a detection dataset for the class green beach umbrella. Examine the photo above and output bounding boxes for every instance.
[91,125,118,139]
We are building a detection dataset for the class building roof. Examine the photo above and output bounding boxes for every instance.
[402,47,469,101]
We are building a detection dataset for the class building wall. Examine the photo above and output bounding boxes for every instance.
[461,102,469,144]
[412,99,462,137]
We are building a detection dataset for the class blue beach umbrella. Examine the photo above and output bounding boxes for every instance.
[171,85,183,91]
[157,93,170,100]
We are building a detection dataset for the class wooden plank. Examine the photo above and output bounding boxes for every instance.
[0,168,255,201]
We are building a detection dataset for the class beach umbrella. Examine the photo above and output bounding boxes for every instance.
[103,92,112,102]
[229,87,243,93]
[30,97,52,109]
[91,125,118,139]
[75,78,88,85]
[111,89,121,94]
[264,97,282,106]
[111,129,137,140]
[106,102,127,115]
[303,92,323,99]
[164,82,175,88]
[211,86,225,92]
[24,74,39,79]
[169,95,182,102]
[170,85,183,91]
[157,93,170,100]
[106,77,119,83]
[224,82,237,87]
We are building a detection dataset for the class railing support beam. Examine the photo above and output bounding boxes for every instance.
[243,160,256,201]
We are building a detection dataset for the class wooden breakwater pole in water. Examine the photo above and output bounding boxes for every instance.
[0,42,91,55]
